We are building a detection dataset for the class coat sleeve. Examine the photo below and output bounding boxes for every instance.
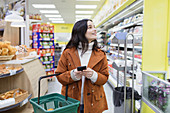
[94,54,109,85]
[55,50,76,86]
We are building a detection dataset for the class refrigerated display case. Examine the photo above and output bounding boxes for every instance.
[142,71,170,113]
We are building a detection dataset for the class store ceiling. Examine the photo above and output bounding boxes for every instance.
[28,0,105,24]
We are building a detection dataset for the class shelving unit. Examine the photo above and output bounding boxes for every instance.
[0,68,24,78]
[32,24,55,75]
[0,94,32,112]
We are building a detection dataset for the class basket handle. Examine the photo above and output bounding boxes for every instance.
[38,73,68,104]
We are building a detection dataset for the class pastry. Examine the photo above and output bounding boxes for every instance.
[0,41,3,49]
[1,48,9,56]
[0,49,2,55]
[4,41,11,46]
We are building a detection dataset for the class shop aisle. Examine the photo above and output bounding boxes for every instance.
[47,77,114,113]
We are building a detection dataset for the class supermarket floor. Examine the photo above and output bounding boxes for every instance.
[47,77,114,113]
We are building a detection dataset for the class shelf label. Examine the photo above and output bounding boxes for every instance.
[10,70,17,75]
[20,98,28,107]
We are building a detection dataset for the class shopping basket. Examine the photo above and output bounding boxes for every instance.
[30,74,80,113]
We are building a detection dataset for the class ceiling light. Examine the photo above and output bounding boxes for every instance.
[75,11,94,14]
[45,15,61,17]
[51,21,65,23]
[49,18,63,20]
[5,11,24,22]
[76,15,91,18]
[75,5,97,9]
[32,4,56,8]
[11,21,25,27]
[77,0,100,1]
[40,10,59,13]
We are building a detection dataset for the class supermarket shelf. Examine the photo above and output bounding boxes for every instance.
[0,68,24,79]
[39,38,54,41]
[40,46,54,49]
[110,43,142,49]
[110,50,142,63]
[0,56,40,65]
[33,46,54,49]
[42,61,54,64]
[0,94,32,112]
[45,68,54,72]
[96,0,143,28]
[111,19,143,32]
[40,53,54,57]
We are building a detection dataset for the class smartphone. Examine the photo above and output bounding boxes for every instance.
[77,66,86,71]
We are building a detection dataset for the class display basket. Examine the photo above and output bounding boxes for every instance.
[30,74,80,113]
[0,55,14,61]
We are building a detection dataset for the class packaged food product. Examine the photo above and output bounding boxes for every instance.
[46,49,50,53]
[50,49,54,53]
[42,50,46,54]
[40,42,43,46]
[39,33,42,38]
[47,64,50,69]
[49,56,53,61]
[44,33,47,38]
[50,64,53,68]
[40,57,44,62]
[46,34,49,38]
[44,56,48,62]
[50,34,53,38]
[43,42,48,46]
[49,42,53,46]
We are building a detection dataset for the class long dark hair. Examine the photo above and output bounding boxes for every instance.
[65,19,99,55]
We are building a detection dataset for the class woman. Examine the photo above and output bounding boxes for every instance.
[55,19,109,113]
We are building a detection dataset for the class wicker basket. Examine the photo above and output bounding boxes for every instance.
[0,55,14,61]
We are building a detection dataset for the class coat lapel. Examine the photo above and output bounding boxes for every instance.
[67,48,81,68]
[88,50,104,69]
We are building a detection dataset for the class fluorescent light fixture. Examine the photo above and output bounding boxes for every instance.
[39,10,59,13]
[32,4,55,8]
[76,0,100,1]
[51,21,65,23]
[5,11,24,22]
[75,5,97,9]
[11,21,25,27]
[75,11,94,14]
[49,18,63,20]
[45,15,61,17]
[76,15,91,18]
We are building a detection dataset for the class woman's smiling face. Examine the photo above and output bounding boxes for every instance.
[85,20,97,42]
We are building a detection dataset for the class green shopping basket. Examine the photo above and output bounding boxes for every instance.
[30,74,80,113]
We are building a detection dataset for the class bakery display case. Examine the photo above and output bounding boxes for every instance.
[0,57,48,113]
[142,71,170,113]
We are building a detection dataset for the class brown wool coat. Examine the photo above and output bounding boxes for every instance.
[55,47,109,113]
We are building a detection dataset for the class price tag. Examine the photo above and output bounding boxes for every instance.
[20,98,28,107]
[10,70,17,75]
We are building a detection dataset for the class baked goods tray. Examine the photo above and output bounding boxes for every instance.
[0,68,24,78]
[0,94,32,112]
[0,55,14,61]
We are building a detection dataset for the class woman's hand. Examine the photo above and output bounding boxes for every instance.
[83,68,94,79]
[73,69,83,79]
